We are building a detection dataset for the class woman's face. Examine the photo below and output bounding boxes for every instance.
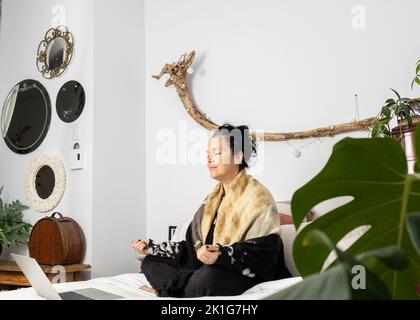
[207,136,241,182]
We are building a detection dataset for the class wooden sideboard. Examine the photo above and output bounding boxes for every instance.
[0,260,91,287]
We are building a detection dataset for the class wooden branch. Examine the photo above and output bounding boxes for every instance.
[153,51,379,141]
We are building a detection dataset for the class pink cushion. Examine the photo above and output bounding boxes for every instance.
[280,213,294,225]
[276,200,314,225]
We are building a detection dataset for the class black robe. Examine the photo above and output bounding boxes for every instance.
[142,223,290,297]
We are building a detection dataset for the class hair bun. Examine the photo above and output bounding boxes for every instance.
[213,123,257,169]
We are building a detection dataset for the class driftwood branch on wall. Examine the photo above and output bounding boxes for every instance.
[152,51,378,141]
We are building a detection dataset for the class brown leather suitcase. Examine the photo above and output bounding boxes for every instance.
[29,212,85,265]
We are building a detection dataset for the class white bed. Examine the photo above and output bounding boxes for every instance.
[0,219,308,300]
[0,272,302,300]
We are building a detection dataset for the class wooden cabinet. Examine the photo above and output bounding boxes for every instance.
[0,260,91,287]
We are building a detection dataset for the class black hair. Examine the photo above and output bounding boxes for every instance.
[212,123,257,170]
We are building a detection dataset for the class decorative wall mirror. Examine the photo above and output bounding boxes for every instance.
[25,155,66,213]
[56,80,85,123]
[1,79,51,154]
[36,26,74,79]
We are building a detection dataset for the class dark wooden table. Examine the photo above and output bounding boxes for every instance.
[0,260,91,287]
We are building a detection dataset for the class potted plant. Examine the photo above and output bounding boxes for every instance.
[0,186,32,257]
[371,59,420,138]
[269,127,420,300]
[370,60,420,172]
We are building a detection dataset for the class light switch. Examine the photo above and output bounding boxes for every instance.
[70,140,83,170]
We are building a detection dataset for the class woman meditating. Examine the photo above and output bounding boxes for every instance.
[132,124,290,297]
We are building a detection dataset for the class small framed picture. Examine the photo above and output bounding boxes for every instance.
[168,226,177,241]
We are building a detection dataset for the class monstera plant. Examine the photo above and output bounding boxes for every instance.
[269,127,420,299]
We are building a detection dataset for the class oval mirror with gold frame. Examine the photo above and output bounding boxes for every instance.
[25,155,66,213]
[36,26,74,79]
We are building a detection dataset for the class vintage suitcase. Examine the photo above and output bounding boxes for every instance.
[29,212,85,265]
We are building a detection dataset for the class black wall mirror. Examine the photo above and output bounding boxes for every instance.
[1,79,51,154]
[35,165,55,199]
[56,80,85,122]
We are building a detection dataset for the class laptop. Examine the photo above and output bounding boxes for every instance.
[11,253,124,300]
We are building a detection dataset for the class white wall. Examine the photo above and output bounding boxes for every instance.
[0,0,147,278]
[145,0,420,240]
[1,0,419,276]
[92,0,146,277]
[0,0,94,265]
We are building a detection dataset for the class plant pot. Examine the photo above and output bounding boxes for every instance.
[0,244,27,261]
[409,98,420,117]
[391,116,420,173]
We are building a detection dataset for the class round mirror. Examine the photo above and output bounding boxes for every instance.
[25,155,66,213]
[47,37,67,70]
[56,80,85,123]
[36,26,74,79]
[35,165,55,199]
[1,79,51,154]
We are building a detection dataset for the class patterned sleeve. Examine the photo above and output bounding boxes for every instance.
[214,234,287,281]
[146,239,187,259]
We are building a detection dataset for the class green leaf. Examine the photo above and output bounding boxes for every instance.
[390,88,401,100]
[407,114,413,127]
[382,107,391,118]
[268,230,398,300]
[0,189,32,247]
[291,132,420,299]
[416,77,420,86]
[358,246,409,271]
[406,213,420,255]
[371,124,381,138]
[416,63,420,74]
[266,265,353,300]
[379,117,391,124]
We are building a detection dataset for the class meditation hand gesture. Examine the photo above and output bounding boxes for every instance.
[132,239,149,256]
[197,245,220,265]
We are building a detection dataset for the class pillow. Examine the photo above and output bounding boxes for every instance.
[280,222,310,277]
[280,220,370,276]
[276,201,314,225]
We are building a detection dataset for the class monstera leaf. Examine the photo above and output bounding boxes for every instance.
[291,126,420,299]
[267,230,408,300]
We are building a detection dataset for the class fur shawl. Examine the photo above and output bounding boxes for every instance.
[190,169,281,248]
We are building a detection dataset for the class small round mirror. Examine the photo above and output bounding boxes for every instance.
[56,80,85,123]
[47,37,67,70]
[35,165,55,199]
[36,26,74,79]
[25,155,66,213]
[1,79,51,154]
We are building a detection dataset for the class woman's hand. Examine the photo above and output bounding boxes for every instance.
[132,239,149,256]
[197,245,220,265]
